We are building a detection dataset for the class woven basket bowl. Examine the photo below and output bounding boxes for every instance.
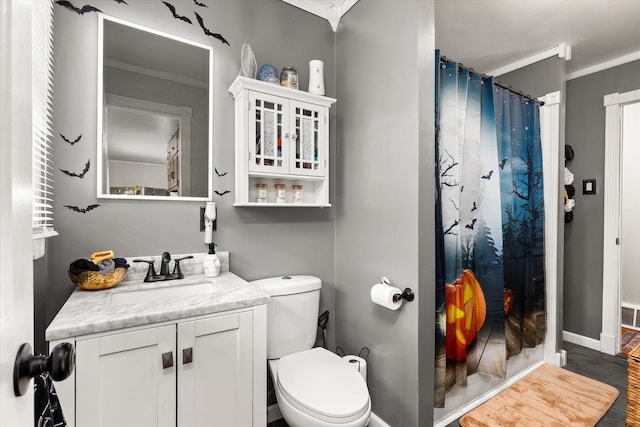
[68,267,129,291]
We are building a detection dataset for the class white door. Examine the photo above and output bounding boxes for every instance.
[0,1,38,426]
[75,326,177,427]
[177,312,253,427]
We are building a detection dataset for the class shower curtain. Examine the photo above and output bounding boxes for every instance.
[434,51,546,408]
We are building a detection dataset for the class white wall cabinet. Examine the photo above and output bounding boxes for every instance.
[50,306,266,427]
[229,76,336,207]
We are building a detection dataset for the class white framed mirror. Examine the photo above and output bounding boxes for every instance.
[97,15,213,201]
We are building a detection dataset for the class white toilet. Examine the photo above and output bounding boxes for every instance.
[251,275,371,427]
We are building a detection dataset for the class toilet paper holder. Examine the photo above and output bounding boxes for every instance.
[381,277,415,304]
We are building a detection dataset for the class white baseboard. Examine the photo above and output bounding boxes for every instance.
[368,412,390,427]
[267,403,283,423]
[562,330,601,351]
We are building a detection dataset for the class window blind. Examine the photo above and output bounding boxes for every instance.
[32,0,57,241]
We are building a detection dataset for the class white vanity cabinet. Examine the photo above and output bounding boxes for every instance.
[50,306,265,427]
[229,76,336,207]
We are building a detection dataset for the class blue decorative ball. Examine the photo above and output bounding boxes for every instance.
[258,64,278,82]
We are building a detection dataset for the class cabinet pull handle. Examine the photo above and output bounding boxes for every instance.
[162,351,174,369]
[183,348,193,364]
[291,133,297,140]
[284,133,290,140]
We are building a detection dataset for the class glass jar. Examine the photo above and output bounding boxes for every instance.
[275,183,287,203]
[280,66,298,89]
[292,184,303,204]
[256,183,267,203]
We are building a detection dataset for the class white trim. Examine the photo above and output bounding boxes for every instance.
[602,89,640,356]
[567,49,640,81]
[368,412,391,427]
[487,42,572,77]
[539,91,562,365]
[281,0,358,31]
[562,330,601,352]
[104,59,207,89]
[433,362,545,427]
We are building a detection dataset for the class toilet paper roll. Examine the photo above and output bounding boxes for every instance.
[343,355,367,382]
[370,283,403,310]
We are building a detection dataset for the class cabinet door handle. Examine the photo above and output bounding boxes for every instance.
[182,348,193,364]
[162,351,174,369]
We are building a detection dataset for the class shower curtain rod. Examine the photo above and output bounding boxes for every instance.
[439,55,545,106]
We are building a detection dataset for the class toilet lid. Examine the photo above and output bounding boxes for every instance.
[277,348,369,420]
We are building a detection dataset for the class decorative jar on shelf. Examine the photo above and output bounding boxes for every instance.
[256,183,267,203]
[275,184,287,203]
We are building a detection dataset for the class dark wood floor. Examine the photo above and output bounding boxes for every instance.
[269,341,628,427]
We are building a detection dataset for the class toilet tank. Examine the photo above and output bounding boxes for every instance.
[251,275,321,359]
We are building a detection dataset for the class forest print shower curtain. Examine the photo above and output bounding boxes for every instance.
[434,51,546,408]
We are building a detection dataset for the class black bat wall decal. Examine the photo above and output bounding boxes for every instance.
[60,133,82,145]
[194,0,207,7]
[195,12,230,46]
[113,0,128,3]
[481,170,493,180]
[55,0,102,14]
[60,159,90,179]
[64,204,100,213]
[214,167,227,177]
[499,158,507,170]
[162,1,192,24]
[215,190,231,196]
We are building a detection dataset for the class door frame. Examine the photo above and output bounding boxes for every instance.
[602,89,640,355]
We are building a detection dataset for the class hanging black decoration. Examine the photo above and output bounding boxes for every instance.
[60,159,90,179]
[194,12,230,46]
[55,1,102,15]
[194,0,207,7]
[60,133,82,145]
[64,204,100,213]
[214,190,230,196]
[161,1,193,24]
[214,168,227,177]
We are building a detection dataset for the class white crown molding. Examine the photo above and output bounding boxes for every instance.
[104,58,208,89]
[487,42,572,77]
[567,49,640,81]
[281,0,358,31]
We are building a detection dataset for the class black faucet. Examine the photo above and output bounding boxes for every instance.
[133,252,194,282]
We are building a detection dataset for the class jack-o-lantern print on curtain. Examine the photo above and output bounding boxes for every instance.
[434,50,546,408]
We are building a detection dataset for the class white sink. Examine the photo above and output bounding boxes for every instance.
[109,281,220,306]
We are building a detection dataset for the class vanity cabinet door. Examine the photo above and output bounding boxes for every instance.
[177,311,253,427]
[75,325,176,427]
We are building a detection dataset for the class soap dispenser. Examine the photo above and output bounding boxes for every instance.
[203,243,220,277]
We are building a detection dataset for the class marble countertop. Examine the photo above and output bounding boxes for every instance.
[46,252,270,341]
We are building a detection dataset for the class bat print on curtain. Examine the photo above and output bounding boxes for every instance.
[434,50,546,408]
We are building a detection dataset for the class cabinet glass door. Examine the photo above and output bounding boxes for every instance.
[290,100,324,177]
[249,92,288,174]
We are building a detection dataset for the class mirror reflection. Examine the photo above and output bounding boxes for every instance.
[98,16,212,200]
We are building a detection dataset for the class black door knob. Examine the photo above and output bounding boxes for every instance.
[13,342,75,397]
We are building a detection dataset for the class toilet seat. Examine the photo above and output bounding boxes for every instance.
[276,347,370,424]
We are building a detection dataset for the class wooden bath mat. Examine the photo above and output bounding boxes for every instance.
[459,363,619,427]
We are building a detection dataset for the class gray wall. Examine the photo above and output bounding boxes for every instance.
[335,1,435,425]
[564,60,640,339]
[499,57,566,350]
[47,0,336,348]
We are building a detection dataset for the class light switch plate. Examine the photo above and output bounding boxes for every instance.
[583,179,596,195]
